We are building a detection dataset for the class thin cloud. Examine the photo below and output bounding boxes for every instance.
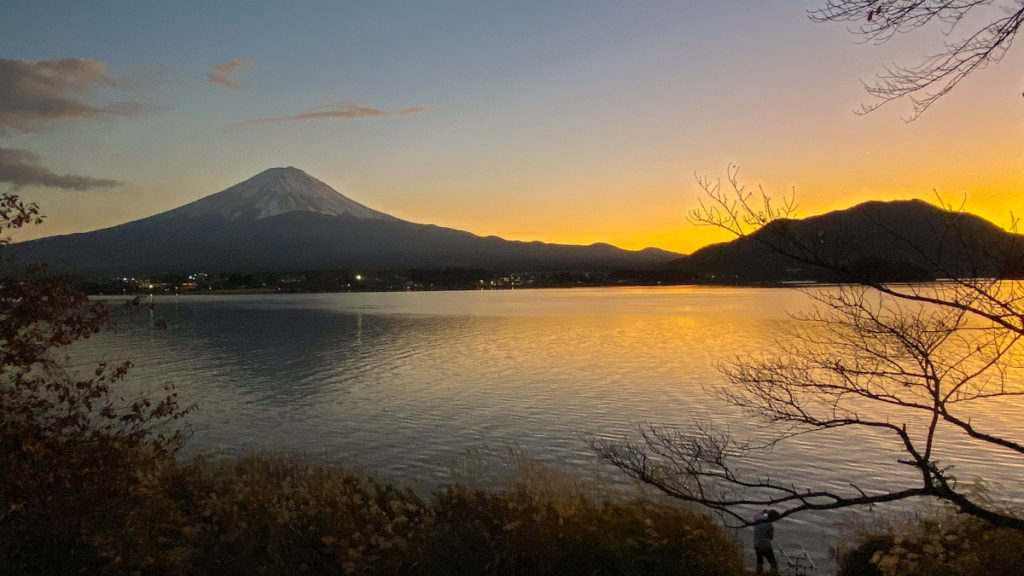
[0,148,121,191]
[233,100,428,126]
[208,59,250,90]
[0,58,140,134]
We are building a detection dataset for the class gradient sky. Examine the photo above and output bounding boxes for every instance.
[1,1,1022,253]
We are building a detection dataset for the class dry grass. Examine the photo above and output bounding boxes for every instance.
[1,449,746,575]
[836,504,1024,576]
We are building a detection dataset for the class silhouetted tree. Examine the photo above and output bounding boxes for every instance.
[0,193,192,570]
[590,170,1024,531]
[810,1,1024,119]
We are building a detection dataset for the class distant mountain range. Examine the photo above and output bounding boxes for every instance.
[667,199,1024,283]
[8,167,679,276]
[9,167,1022,283]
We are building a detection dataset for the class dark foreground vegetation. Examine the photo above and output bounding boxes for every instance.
[2,449,746,576]
[836,506,1024,576]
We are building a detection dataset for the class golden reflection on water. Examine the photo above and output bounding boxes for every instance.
[79,286,1024,568]
[86,285,1024,461]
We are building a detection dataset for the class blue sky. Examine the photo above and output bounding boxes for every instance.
[2,1,1022,252]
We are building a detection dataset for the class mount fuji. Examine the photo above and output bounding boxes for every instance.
[10,167,680,275]
[162,167,397,222]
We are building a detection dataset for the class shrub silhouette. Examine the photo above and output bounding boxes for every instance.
[0,193,191,573]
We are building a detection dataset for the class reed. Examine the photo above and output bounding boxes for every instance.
[1,449,746,575]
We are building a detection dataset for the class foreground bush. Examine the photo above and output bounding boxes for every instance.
[837,506,1024,576]
[421,464,742,576]
[424,486,739,576]
[156,455,431,575]
[0,194,191,575]
[0,452,745,575]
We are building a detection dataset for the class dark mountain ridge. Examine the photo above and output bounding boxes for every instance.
[671,199,1024,282]
[9,167,679,276]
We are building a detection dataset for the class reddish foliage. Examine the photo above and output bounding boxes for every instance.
[0,193,192,571]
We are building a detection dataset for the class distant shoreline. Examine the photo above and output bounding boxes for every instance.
[84,280,862,299]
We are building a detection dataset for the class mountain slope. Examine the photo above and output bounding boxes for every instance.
[671,199,1024,282]
[9,167,679,275]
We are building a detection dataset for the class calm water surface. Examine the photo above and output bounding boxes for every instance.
[78,287,1024,570]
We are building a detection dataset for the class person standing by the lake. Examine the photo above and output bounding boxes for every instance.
[753,509,779,575]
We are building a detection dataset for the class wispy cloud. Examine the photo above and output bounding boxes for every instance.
[0,58,140,134]
[233,100,428,126]
[0,148,121,191]
[208,58,250,90]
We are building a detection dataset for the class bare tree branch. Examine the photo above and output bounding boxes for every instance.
[592,170,1024,532]
[809,1,1024,120]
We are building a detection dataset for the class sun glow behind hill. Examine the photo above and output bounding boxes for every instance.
[3,3,1023,255]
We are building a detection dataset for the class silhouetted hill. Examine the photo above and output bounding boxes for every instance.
[8,167,679,276]
[670,199,1024,283]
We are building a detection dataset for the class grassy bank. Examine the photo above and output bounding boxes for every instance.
[1,450,745,575]
[836,505,1024,576]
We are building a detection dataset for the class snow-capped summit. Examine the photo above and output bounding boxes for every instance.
[165,167,395,221]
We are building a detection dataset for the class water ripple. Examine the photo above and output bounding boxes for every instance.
[79,288,1024,570]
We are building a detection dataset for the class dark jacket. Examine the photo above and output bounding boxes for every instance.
[753,512,774,551]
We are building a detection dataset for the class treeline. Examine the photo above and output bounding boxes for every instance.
[78,267,669,295]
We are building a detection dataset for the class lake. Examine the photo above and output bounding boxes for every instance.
[77,286,1024,570]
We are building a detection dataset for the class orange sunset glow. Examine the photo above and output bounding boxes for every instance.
[2,2,1021,254]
